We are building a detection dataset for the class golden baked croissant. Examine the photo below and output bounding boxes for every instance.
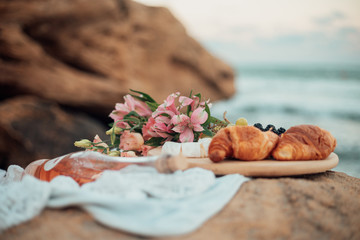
[209,126,279,162]
[272,125,336,160]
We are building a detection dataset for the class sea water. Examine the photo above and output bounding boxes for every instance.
[211,64,360,178]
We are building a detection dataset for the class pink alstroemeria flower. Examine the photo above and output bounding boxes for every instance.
[178,96,193,109]
[163,92,180,113]
[109,94,152,124]
[142,117,173,141]
[152,92,180,119]
[144,92,184,141]
[142,117,158,140]
[190,95,212,111]
[171,107,208,142]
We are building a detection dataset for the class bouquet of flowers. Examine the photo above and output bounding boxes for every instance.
[74,90,229,156]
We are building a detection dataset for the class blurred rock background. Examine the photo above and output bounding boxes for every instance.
[0,0,235,169]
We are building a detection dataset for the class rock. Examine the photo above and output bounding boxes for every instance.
[0,0,235,118]
[1,171,359,239]
[0,96,107,169]
[0,0,236,169]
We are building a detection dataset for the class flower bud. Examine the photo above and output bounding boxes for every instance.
[74,139,92,148]
[106,127,123,135]
[108,151,120,156]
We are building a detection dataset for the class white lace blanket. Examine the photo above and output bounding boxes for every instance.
[0,165,248,237]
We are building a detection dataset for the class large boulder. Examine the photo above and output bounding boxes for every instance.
[1,171,359,239]
[0,0,235,118]
[0,96,107,169]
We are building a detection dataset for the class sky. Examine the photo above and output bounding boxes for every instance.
[135,0,360,65]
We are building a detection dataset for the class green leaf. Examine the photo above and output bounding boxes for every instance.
[159,112,171,118]
[209,116,227,125]
[130,89,157,103]
[187,105,191,116]
[115,135,121,144]
[188,90,193,98]
[145,137,165,147]
[146,101,160,112]
[171,134,179,142]
[130,95,145,102]
[124,111,141,118]
[186,90,193,116]
[202,102,212,127]
[193,132,200,142]
[130,125,141,132]
[195,93,201,101]
[202,127,214,137]
[91,145,107,150]
[122,117,140,125]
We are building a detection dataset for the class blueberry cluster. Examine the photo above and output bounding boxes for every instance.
[253,123,286,135]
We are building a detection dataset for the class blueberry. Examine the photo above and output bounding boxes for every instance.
[265,124,276,131]
[271,128,279,134]
[278,127,286,134]
[253,123,264,131]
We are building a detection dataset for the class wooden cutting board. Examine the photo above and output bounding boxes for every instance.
[185,153,339,177]
[149,148,339,177]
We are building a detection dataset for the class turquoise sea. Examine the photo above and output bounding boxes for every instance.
[211,64,360,178]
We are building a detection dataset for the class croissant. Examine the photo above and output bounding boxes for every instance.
[209,126,279,162]
[272,125,336,160]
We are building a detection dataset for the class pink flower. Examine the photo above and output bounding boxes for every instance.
[116,122,131,129]
[121,151,137,157]
[143,92,189,141]
[91,134,109,152]
[190,96,199,111]
[142,117,158,140]
[152,92,180,119]
[201,99,212,109]
[119,130,144,151]
[142,117,173,141]
[190,95,212,111]
[163,92,180,113]
[179,96,193,108]
[171,107,208,142]
[109,94,152,124]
